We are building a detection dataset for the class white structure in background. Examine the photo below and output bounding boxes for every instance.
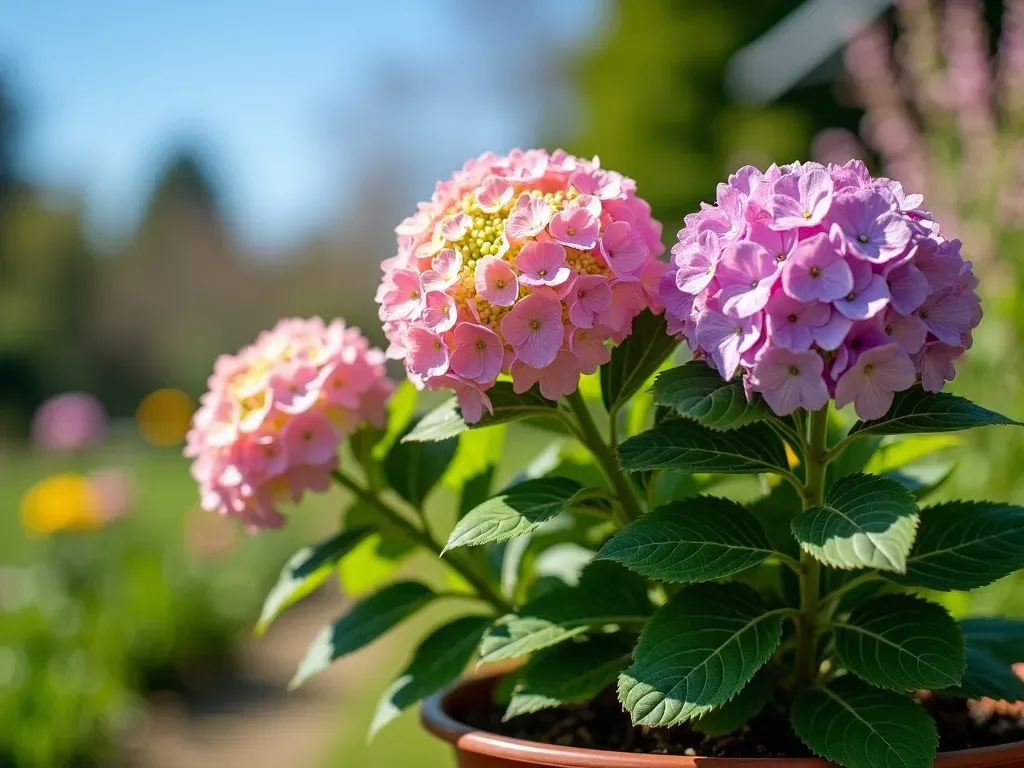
[727,0,895,104]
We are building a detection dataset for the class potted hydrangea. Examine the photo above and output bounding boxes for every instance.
[186,151,1024,767]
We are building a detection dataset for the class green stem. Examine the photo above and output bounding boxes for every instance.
[817,572,881,614]
[794,405,830,690]
[565,390,645,524]
[331,469,513,614]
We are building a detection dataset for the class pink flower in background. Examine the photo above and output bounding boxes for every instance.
[184,317,393,531]
[31,392,108,454]
[89,468,135,522]
[662,161,982,420]
[378,149,665,419]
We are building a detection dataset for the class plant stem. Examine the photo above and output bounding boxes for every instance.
[331,469,513,614]
[794,405,830,690]
[817,572,881,614]
[565,390,645,524]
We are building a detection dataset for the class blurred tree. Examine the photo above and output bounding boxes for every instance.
[0,79,16,202]
[0,81,101,437]
[568,0,862,235]
[94,148,244,402]
[0,192,98,436]
[138,151,226,244]
[0,78,22,282]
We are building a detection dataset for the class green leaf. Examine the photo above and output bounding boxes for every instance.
[791,677,937,768]
[693,670,776,738]
[652,361,771,430]
[345,501,416,560]
[823,569,890,616]
[504,634,633,720]
[597,497,775,583]
[849,387,1020,438]
[791,474,919,573]
[746,480,802,558]
[449,427,505,517]
[369,615,490,737]
[618,582,784,727]
[864,435,962,475]
[618,419,789,475]
[256,526,372,635]
[566,486,618,519]
[349,425,385,480]
[601,310,678,414]
[953,647,1024,702]
[894,501,1024,591]
[337,501,418,597]
[834,594,965,692]
[480,561,652,662]
[403,382,560,442]
[444,477,582,552]
[290,581,435,689]
[373,380,418,459]
[459,468,495,517]
[960,618,1024,665]
[384,421,458,508]
[827,435,882,484]
[886,462,956,502]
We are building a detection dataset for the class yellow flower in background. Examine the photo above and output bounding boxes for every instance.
[785,443,801,470]
[136,388,194,446]
[19,474,102,536]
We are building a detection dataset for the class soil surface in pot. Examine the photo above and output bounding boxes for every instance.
[460,687,1024,759]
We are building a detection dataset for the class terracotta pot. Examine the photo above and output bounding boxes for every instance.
[422,675,1024,768]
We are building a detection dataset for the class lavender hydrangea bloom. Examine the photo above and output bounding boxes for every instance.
[659,160,983,420]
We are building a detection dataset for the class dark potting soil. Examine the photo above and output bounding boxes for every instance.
[460,686,1024,759]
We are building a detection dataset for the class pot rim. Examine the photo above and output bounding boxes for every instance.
[421,673,1024,767]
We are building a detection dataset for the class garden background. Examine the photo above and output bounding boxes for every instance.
[2,0,1023,765]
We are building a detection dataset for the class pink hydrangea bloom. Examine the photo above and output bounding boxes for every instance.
[379,149,665,420]
[661,160,982,420]
[184,318,393,531]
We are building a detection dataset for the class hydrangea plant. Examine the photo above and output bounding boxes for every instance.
[189,153,1024,768]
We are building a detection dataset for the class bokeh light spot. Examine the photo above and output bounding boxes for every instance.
[19,474,102,536]
[136,389,194,446]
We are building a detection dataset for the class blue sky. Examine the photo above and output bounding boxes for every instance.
[1,0,602,251]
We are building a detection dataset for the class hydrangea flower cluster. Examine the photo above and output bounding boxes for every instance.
[184,318,392,530]
[377,148,665,421]
[660,160,982,419]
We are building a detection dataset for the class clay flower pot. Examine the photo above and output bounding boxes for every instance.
[422,675,1024,768]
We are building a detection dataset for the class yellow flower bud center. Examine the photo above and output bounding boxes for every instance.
[432,186,611,342]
